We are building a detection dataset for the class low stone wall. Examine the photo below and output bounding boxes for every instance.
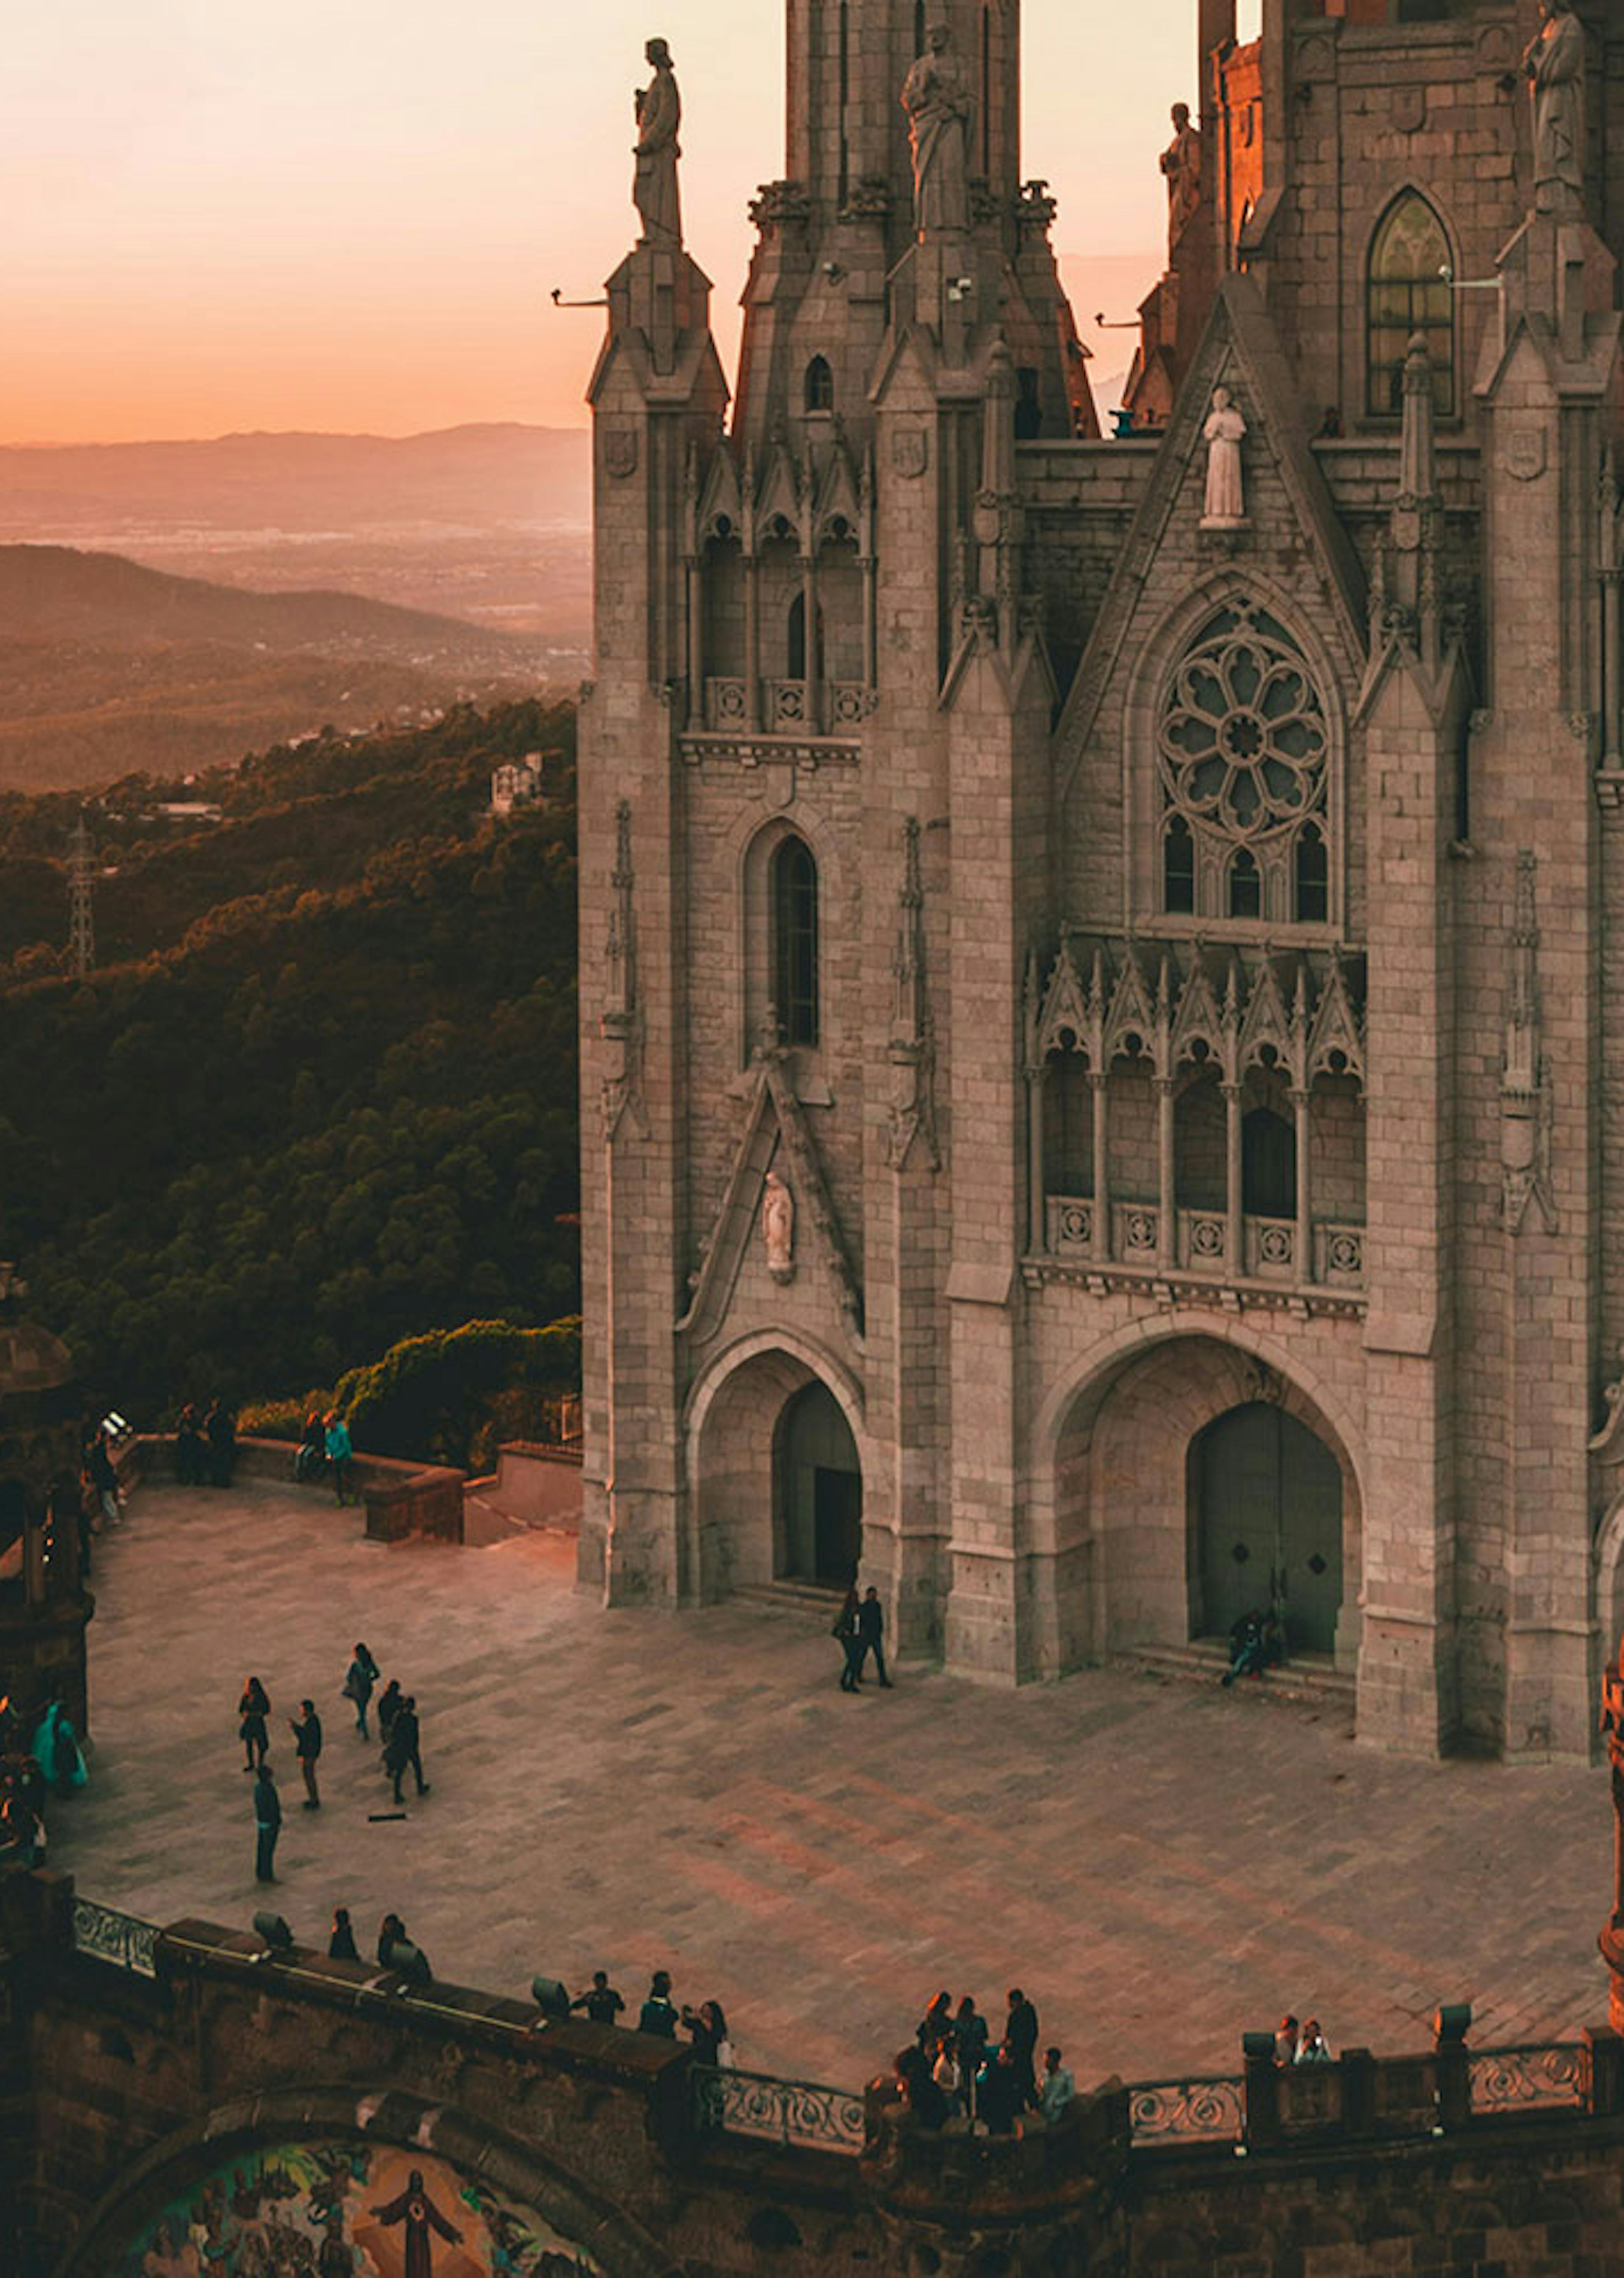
[466,1438,583,1530]
[130,1435,466,1545]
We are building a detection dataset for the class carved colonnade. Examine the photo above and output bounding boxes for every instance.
[1023,933,1367,1290]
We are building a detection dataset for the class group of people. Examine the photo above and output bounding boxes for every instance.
[617,1966,736,2066]
[174,1401,238,1489]
[0,1696,87,1869]
[1275,2013,1333,2066]
[293,1411,356,1506]
[895,1986,1073,2135]
[832,1584,892,1693]
[242,1643,431,1885]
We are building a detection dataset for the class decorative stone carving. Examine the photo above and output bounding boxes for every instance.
[600,801,645,1141]
[761,1170,795,1281]
[1200,387,1247,528]
[1590,1344,1624,1465]
[901,23,971,238]
[633,38,682,249]
[1160,103,1203,253]
[1524,0,1585,217]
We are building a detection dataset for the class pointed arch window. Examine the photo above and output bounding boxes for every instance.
[1163,815,1196,914]
[1243,1107,1295,1219]
[772,835,819,1048]
[1367,192,1454,419]
[1228,847,1261,919]
[804,355,834,414]
[1294,823,1328,924]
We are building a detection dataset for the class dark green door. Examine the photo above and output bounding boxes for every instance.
[1197,1402,1341,1653]
[813,1467,862,1587]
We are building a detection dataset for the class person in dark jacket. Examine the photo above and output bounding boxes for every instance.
[204,1399,237,1488]
[385,1695,428,1804]
[375,1679,403,1759]
[833,1584,863,1692]
[238,1676,271,1772]
[1004,1988,1040,2098]
[856,1586,894,1687]
[954,1996,990,2116]
[290,1699,323,1809]
[682,1998,730,2065]
[252,1762,280,1883]
[894,2045,949,2131]
[977,2041,1034,2135]
[328,1906,359,1961]
[638,1969,679,2036]
[376,1912,431,1982]
[294,1411,326,1483]
[176,1405,206,1486]
[571,1970,626,2025]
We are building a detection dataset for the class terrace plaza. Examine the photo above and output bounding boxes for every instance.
[51,1475,1613,2091]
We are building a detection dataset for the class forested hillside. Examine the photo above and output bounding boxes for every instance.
[0,698,580,1418]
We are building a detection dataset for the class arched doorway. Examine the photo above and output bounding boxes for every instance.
[1193,1401,1342,1652]
[776,1380,861,1587]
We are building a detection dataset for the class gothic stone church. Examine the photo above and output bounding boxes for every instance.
[579,0,1624,1761]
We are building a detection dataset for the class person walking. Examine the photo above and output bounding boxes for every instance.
[253,1762,281,1883]
[833,1584,863,1692]
[571,1971,626,2025]
[328,1906,359,1961]
[375,1678,403,1759]
[1005,1987,1040,2101]
[290,1699,323,1809]
[343,1642,379,1737]
[856,1586,894,1688]
[325,1411,354,1506]
[386,1695,428,1804]
[238,1676,271,1773]
[638,1969,679,2036]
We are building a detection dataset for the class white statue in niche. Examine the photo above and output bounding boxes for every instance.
[1201,384,1248,527]
[762,1170,796,1282]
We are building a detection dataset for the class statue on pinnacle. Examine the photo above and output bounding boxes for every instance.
[633,37,682,249]
[1523,0,1585,217]
[902,22,971,239]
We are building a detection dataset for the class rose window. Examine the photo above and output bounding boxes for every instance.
[1157,603,1332,923]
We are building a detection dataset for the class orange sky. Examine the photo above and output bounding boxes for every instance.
[4,1,1225,445]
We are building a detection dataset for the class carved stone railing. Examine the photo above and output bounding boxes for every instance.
[705,678,870,737]
[71,1898,158,1977]
[1468,2043,1588,2116]
[692,2062,867,2154]
[1042,1197,1366,1295]
[1129,2075,1244,2146]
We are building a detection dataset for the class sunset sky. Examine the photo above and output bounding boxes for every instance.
[6,0,1237,445]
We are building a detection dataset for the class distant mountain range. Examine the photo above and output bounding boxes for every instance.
[0,542,551,793]
[0,422,590,535]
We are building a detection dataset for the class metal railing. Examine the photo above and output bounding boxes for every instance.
[72,1898,159,1978]
[1129,2075,1245,2146]
[1468,2042,1588,2116]
[692,2062,867,2154]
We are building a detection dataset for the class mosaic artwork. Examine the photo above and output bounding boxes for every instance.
[119,2141,604,2278]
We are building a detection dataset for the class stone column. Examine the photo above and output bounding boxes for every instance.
[1091,1070,1111,1260]
[744,553,761,730]
[685,553,704,724]
[1156,1077,1176,1266]
[1292,1086,1313,1284]
[1223,1081,1243,1277]
[1602,564,1621,769]
[1025,1060,1047,1255]
[861,551,877,691]
[800,552,820,733]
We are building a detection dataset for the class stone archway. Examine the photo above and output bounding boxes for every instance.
[1193,1401,1343,1653]
[686,1337,866,1601]
[1041,1329,1362,1674]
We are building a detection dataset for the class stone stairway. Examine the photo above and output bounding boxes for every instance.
[1121,1636,1355,1712]
[729,1578,846,1618]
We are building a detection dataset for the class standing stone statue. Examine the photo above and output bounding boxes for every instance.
[1523,0,1585,217]
[902,22,972,239]
[1160,102,1203,254]
[762,1171,795,1282]
[1201,386,1247,527]
[633,37,682,249]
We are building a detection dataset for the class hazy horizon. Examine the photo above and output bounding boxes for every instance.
[7,0,1213,447]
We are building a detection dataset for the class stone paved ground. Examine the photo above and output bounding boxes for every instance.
[49,1478,1613,2096]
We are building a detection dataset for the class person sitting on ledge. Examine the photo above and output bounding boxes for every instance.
[328,1906,359,1961]
[1221,1608,1284,1687]
[1039,2045,1075,2124]
[893,2045,949,2132]
[376,1911,431,1983]
[1275,2012,1300,2065]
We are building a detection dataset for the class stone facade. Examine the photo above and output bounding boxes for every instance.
[579,0,1624,1759]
